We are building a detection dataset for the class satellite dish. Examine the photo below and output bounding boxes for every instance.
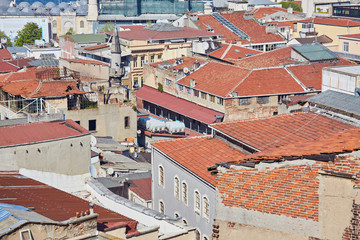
[107,167,114,175]
[183,67,189,74]
[1,37,7,44]
[90,135,97,147]
[89,165,97,178]
[202,42,209,50]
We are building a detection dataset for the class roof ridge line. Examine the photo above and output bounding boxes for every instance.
[28,80,42,98]
[226,69,253,97]
[284,65,308,91]
[220,43,233,59]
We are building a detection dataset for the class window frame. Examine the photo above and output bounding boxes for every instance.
[182,181,188,205]
[257,96,270,104]
[202,196,210,220]
[343,42,349,52]
[159,165,164,187]
[174,176,180,200]
[194,190,201,215]
[159,200,165,214]
[124,116,130,129]
[239,97,251,106]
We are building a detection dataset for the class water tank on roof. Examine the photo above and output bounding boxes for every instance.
[45,2,56,10]
[6,7,20,15]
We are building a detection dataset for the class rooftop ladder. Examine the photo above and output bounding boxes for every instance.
[211,12,250,40]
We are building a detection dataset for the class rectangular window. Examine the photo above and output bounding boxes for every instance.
[186,87,191,94]
[150,55,155,63]
[201,92,207,100]
[257,96,270,104]
[166,78,172,87]
[141,56,145,67]
[174,177,180,200]
[182,182,188,205]
[75,120,81,125]
[209,95,215,103]
[89,119,96,131]
[133,77,139,87]
[193,89,199,97]
[158,54,162,60]
[217,97,223,105]
[133,57,138,68]
[203,197,209,220]
[178,85,184,92]
[194,191,201,215]
[239,97,251,106]
[20,230,32,240]
[124,116,130,129]
[343,42,349,52]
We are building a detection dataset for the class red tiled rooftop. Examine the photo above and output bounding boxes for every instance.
[243,128,360,161]
[7,58,34,68]
[0,61,19,73]
[338,33,360,40]
[117,25,218,41]
[84,44,109,51]
[0,48,13,61]
[178,62,250,97]
[250,7,303,19]
[233,67,305,96]
[211,112,357,152]
[152,136,247,185]
[195,12,284,44]
[0,172,137,233]
[62,58,109,66]
[234,46,297,69]
[129,178,151,201]
[209,44,261,60]
[137,86,224,124]
[286,58,355,90]
[299,18,360,27]
[0,120,89,147]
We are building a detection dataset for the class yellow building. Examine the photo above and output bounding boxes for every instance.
[294,18,360,46]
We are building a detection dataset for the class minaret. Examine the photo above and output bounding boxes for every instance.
[110,24,124,84]
[88,0,98,22]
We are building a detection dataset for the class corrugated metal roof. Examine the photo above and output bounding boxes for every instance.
[0,208,12,222]
[66,34,106,43]
[292,43,337,61]
[308,90,360,117]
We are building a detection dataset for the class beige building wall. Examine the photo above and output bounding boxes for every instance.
[0,134,90,175]
[338,37,360,54]
[59,59,110,80]
[65,104,137,141]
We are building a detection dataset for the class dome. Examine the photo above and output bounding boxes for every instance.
[35,6,47,15]
[20,6,34,15]
[79,0,88,6]
[6,6,20,15]
[63,7,74,13]
[76,5,88,15]
[17,1,30,10]
[0,0,11,9]
[45,2,56,10]
[50,7,60,15]
[31,1,43,10]
[58,2,68,10]
[70,2,78,9]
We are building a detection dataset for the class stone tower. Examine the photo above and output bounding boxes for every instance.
[110,25,124,84]
[88,0,98,22]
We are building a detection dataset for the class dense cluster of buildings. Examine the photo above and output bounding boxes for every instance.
[1,0,360,239]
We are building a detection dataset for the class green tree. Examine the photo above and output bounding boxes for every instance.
[280,1,303,12]
[0,31,12,47]
[65,27,75,35]
[100,22,115,33]
[15,22,42,47]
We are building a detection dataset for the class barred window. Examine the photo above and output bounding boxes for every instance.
[174,177,180,200]
[257,96,269,104]
[239,97,251,106]
[203,196,209,220]
[159,166,164,187]
[194,190,201,215]
[182,181,188,205]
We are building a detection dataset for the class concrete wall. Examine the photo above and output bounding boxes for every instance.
[152,148,215,239]
[338,37,360,55]
[59,59,110,80]
[0,134,90,175]
[322,68,359,94]
[65,104,137,141]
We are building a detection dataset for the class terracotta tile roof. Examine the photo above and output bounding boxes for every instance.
[0,120,89,147]
[137,86,224,124]
[250,7,303,19]
[0,48,13,61]
[209,44,261,60]
[286,58,355,90]
[152,136,247,185]
[232,67,305,96]
[117,25,218,41]
[7,58,34,68]
[195,12,285,44]
[338,33,360,40]
[243,128,360,161]
[211,112,357,152]
[84,44,109,51]
[129,178,151,201]
[0,79,84,98]
[0,61,19,73]
[0,172,138,233]
[177,62,251,97]
[272,20,297,30]
[62,58,109,66]
[294,34,333,44]
[299,18,360,27]
[233,46,297,69]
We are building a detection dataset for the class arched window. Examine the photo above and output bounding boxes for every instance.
[174,177,180,200]
[80,20,84,28]
[159,200,164,214]
[203,235,209,240]
[182,218,188,225]
[203,196,209,220]
[174,212,180,218]
[195,229,201,240]
[182,181,188,205]
[52,20,57,28]
[159,165,164,187]
[194,190,201,215]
